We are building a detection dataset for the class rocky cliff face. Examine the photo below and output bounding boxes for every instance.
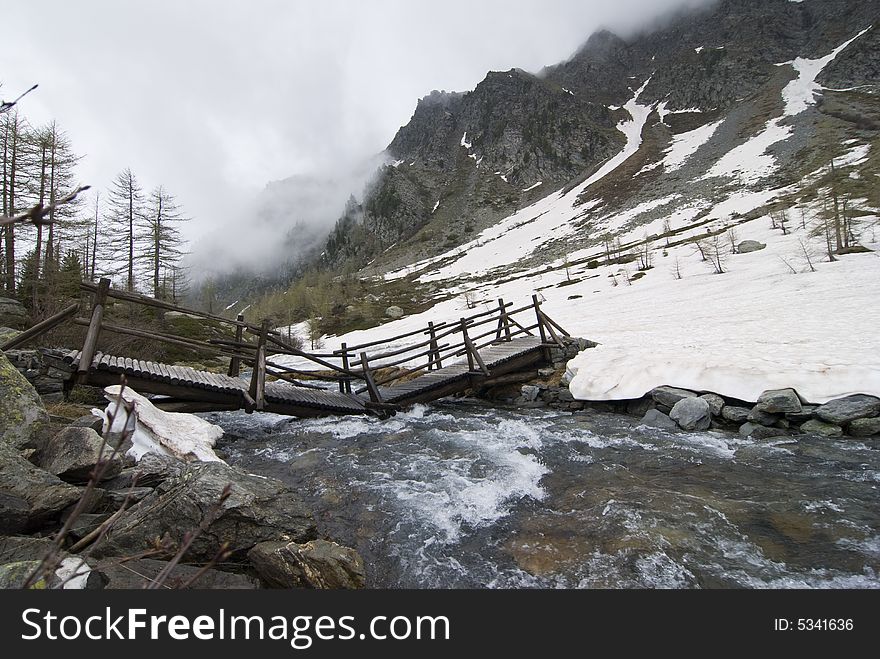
[313,0,877,277]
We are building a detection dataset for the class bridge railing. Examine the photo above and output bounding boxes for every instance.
[333,295,569,403]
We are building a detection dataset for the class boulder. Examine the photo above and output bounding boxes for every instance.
[0,536,56,563]
[92,557,259,589]
[699,393,725,417]
[70,414,105,433]
[848,417,880,437]
[384,306,404,319]
[0,561,44,588]
[670,397,711,431]
[248,540,365,589]
[721,406,750,424]
[800,419,844,437]
[641,409,680,431]
[814,395,880,425]
[626,397,655,417]
[102,453,187,491]
[40,427,124,483]
[0,491,29,535]
[0,352,49,451]
[756,388,802,414]
[0,326,21,345]
[0,443,82,529]
[520,385,541,402]
[737,240,766,253]
[650,386,696,408]
[747,407,781,427]
[0,297,28,329]
[739,423,788,439]
[785,406,816,424]
[91,460,316,562]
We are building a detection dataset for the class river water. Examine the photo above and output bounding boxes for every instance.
[206,401,880,588]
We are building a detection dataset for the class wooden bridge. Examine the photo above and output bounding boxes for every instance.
[3,279,571,419]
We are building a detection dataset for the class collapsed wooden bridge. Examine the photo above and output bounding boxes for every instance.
[4,279,571,418]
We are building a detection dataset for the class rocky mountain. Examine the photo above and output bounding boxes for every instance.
[313,0,878,279]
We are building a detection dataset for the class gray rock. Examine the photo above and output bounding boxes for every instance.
[815,395,880,425]
[538,367,556,378]
[67,513,112,541]
[91,460,316,562]
[248,539,365,589]
[0,326,22,345]
[739,423,788,439]
[0,561,44,588]
[650,386,697,408]
[641,409,680,431]
[92,557,259,589]
[40,427,124,483]
[848,417,880,437]
[800,419,844,437]
[699,393,725,417]
[747,407,781,426]
[626,397,655,417]
[0,352,49,452]
[0,297,28,329]
[756,388,802,414]
[0,536,57,563]
[384,305,404,319]
[520,385,541,402]
[786,406,816,424]
[670,397,711,431]
[737,240,766,253]
[70,415,105,433]
[0,491,29,534]
[101,487,154,510]
[0,443,82,529]
[557,388,575,403]
[721,406,750,424]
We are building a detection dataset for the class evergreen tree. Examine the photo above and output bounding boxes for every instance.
[141,185,189,298]
[105,168,145,291]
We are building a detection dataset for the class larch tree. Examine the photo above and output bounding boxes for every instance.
[141,185,189,299]
[106,168,146,291]
[1,111,28,294]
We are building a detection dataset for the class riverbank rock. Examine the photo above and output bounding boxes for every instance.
[756,388,802,414]
[91,557,259,589]
[670,397,711,431]
[0,352,49,452]
[800,419,844,437]
[721,406,750,424]
[0,443,82,529]
[0,297,28,329]
[0,491,29,534]
[814,395,880,425]
[848,418,880,437]
[248,539,365,589]
[737,240,766,253]
[650,386,696,408]
[699,393,725,417]
[520,385,541,402]
[747,407,781,427]
[91,459,316,562]
[39,427,124,483]
[641,409,679,431]
[0,326,21,345]
[384,306,404,319]
[739,423,788,439]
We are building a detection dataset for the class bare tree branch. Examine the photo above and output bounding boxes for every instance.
[0,184,90,228]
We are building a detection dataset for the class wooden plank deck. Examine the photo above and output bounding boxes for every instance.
[50,335,551,418]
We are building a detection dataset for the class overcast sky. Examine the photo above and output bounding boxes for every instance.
[2,0,712,274]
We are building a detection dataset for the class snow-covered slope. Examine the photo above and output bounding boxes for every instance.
[277,25,879,405]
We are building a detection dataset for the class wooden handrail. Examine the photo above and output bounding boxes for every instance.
[1,303,79,351]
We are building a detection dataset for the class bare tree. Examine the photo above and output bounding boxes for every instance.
[671,257,682,280]
[693,239,708,262]
[726,227,739,254]
[637,232,652,271]
[141,186,189,299]
[106,168,146,291]
[707,234,726,274]
[798,238,816,273]
[810,200,838,262]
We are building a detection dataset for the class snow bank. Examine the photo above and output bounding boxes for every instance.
[96,386,224,463]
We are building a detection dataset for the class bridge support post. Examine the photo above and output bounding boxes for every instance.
[339,342,352,394]
[249,319,269,411]
[77,277,110,384]
[360,352,383,404]
[461,318,489,376]
[228,313,245,377]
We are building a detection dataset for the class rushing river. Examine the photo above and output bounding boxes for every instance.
[205,401,880,588]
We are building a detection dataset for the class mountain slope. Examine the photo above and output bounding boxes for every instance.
[274,0,880,403]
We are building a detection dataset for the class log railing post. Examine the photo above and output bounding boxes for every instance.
[532,294,548,345]
[460,317,489,375]
[497,298,511,342]
[77,277,110,383]
[248,319,269,411]
[227,313,245,377]
[361,351,383,404]
[339,342,352,394]
[427,321,441,370]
